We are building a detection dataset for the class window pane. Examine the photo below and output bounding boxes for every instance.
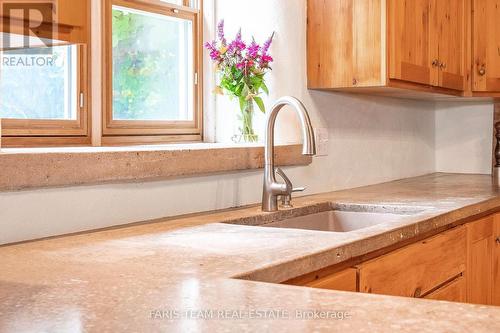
[112,6,194,121]
[0,45,78,120]
[160,0,184,5]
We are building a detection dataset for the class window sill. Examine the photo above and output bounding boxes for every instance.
[0,143,312,192]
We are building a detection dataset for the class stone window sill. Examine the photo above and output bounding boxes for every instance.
[0,143,312,192]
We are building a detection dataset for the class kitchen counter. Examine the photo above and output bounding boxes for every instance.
[1,173,500,332]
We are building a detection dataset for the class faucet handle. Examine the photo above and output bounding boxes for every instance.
[275,168,293,193]
[280,186,306,208]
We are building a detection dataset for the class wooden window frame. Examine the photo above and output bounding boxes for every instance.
[101,0,203,144]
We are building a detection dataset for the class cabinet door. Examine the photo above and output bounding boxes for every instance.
[358,227,467,298]
[307,0,384,89]
[434,0,467,91]
[494,215,500,306]
[389,0,435,86]
[472,0,500,92]
[467,216,494,305]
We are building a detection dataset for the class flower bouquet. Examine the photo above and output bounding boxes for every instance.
[205,20,274,143]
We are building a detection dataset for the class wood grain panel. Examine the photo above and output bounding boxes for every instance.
[435,0,466,91]
[307,0,384,89]
[493,214,500,306]
[424,274,467,303]
[305,268,357,292]
[358,226,467,298]
[388,0,432,85]
[467,216,494,305]
[472,0,500,92]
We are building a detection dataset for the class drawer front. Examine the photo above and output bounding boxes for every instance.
[358,226,467,298]
[425,275,467,303]
[305,268,357,292]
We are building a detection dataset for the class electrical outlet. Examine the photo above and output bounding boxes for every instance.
[314,127,329,156]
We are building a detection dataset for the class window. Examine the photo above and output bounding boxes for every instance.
[1,45,78,121]
[0,42,88,145]
[0,0,201,147]
[103,0,202,143]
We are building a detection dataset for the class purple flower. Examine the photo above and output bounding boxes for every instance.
[262,32,275,55]
[217,20,227,46]
[247,40,260,59]
[261,54,273,64]
[228,29,246,53]
[204,41,221,61]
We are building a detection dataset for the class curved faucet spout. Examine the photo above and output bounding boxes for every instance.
[262,96,316,212]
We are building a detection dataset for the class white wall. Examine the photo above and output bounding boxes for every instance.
[435,102,494,174]
[0,0,459,245]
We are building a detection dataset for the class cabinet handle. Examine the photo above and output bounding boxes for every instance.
[478,66,486,76]
[432,59,439,68]
[439,62,447,70]
[496,237,500,244]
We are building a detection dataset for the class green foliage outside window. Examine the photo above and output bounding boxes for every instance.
[112,8,190,121]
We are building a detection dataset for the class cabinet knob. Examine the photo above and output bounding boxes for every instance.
[478,66,486,76]
[496,237,500,244]
[439,62,447,70]
[432,59,439,68]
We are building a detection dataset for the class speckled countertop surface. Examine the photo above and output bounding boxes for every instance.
[1,173,500,332]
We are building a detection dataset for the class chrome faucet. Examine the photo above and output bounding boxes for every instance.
[262,96,316,212]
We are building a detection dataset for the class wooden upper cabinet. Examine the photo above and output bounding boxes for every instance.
[0,0,89,44]
[307,0,472,97]
[307,0,384,89]
[472,0,500,93]
[388,0,433,86]
[434,0,467,91]
[57,0,88,28]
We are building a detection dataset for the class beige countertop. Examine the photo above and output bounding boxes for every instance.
[1,173,500,332]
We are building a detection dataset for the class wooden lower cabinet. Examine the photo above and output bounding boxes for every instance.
[286,214,500,306]
[467,215,494,305]
[358,226,466,298]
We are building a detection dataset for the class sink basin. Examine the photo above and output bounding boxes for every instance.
[261,210,416,233]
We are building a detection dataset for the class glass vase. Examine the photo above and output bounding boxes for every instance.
[232,99,258,143]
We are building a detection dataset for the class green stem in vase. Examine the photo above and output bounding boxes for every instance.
[241,100,258,143]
